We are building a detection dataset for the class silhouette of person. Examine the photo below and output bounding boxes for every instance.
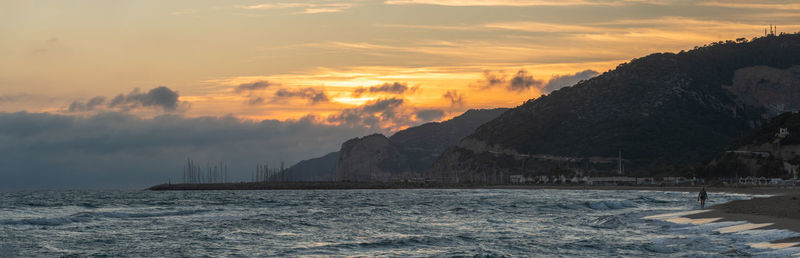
[698,187,708,208]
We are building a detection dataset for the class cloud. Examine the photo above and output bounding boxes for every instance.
[415,109,446,121]
[68,96,106,112]
[473,70,507,90]
[0,93,30,102]
[698,1,800,10]
[383,0,621,6]
[234,80,275,94]
[108,86,183,112]
[327,97,412,130]
[237,2,353,14]
[473,69,544,92]
[66,86,186,113]
[509,70,545,92]
[443,90,464,107]
[247,97,265,105]
[474,69,597,92]
[363,98,404,113]
[543,69,599,92]
[351,82,418,97]
[274,87,330,104]
[0,111,373,190]
[31,37,62,54]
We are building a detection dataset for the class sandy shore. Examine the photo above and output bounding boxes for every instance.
[685,191,800,246]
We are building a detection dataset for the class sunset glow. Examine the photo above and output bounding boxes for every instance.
[2,0,799,131]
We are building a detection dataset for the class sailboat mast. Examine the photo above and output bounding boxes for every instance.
[618,150,622,175]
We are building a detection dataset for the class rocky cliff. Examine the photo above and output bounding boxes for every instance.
[336,134,411,182]
[334,108,507,182]
[429,33,800,182]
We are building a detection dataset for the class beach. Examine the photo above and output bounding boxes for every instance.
[684,191,800,246]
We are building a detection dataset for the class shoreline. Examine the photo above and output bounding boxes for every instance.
[148,182,796,195]
[684,192,800,247]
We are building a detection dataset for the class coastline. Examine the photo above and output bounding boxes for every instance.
[684,192,800,246]
[148,182,795,195]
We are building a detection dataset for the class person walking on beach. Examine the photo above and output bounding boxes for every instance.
[698,187,708,208]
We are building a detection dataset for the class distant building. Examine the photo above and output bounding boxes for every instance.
[586,177,636,185]
[776,128,790,138]
[509,175,526,184]
[663,177,690,185]
[636,177,656,185]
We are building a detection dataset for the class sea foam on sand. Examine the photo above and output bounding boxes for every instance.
[644,209,800,255]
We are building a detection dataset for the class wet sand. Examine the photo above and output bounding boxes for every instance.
[686,191,800,246]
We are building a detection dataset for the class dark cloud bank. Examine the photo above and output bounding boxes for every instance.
[0,111,374,190]
[2,86,447,190]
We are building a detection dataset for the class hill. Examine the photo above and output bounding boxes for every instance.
[284,152,339,182]
[429,33,800,183]
[335,108,508,182]
[284,108,508,182]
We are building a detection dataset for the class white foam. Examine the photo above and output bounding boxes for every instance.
[748,246,800,257]
[727,229,800,244]
[666,217,721,225]
[716,223,773,234]
[749,242,800,249]
[642,209,710,220]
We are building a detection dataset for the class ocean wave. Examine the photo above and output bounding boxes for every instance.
[591,215,627,229]
[634,196,671,204]
[584,200,637,210]
[317,235,457,250]
[0,209,210,226]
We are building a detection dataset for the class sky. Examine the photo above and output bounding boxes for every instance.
[1,0,799,189]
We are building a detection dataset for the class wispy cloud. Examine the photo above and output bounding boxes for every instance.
[234,80,276,94]
[274,87,331,105]
[170,9,197,15]
[0,93,31,103]
[237,2,354,14]
[351,82,419,97]
[383,0,622,7]
[697,1,800,10]
[442,90,464,107]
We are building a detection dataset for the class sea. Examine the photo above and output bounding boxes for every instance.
[1,189,799,257]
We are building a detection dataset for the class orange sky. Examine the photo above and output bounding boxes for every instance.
[2,0,800,132]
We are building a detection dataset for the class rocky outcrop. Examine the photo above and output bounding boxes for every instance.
[389,108,508,172]
[336,134,411,182]
[332,108,508,182]
[725,65,800,114]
